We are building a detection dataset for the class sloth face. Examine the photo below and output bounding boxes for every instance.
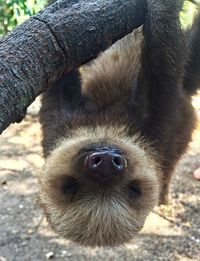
[38,126,160,247]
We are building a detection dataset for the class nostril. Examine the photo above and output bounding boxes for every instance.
[85,153,102,171]
[113,156,120,166]
[94,156,102,166]
[112,155,127,169]
[113,156,122,167]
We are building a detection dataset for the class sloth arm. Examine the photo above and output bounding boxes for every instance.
[136,0,186,134]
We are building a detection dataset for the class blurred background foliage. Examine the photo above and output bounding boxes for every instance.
[0,0,199,38]
[0,0,47,37]
[181,0,200,29]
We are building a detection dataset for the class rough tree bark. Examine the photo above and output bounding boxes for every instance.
[0,0,145,134]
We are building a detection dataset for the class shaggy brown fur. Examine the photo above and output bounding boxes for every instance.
[38,0,198,247]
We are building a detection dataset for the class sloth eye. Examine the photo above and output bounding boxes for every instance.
[61,177,79,194]
[129,180,142,199]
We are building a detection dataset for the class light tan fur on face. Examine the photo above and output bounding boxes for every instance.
[80,27,143,106]
[38,125,161,247]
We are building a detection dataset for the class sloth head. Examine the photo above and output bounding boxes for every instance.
[38,125,160,247]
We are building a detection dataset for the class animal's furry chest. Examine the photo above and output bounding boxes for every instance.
[79,28,143,107]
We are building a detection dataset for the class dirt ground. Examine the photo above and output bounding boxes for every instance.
[0,95,200,261]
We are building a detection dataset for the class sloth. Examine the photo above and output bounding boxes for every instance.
[38,0,199,247]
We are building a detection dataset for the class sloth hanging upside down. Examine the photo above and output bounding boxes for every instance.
[38,0,200,247]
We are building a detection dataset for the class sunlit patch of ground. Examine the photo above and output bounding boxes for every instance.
[0,95,199,261]
[192,91,200,148]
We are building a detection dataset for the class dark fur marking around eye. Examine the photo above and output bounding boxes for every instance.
[129,180,142,199]
[61,177,79,195]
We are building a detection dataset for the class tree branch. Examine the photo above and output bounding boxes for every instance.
[0,0,145,133]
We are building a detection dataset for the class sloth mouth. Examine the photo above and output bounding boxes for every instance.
[78,144,124,156]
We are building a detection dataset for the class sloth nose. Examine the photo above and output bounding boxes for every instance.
[84,151,127,181]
